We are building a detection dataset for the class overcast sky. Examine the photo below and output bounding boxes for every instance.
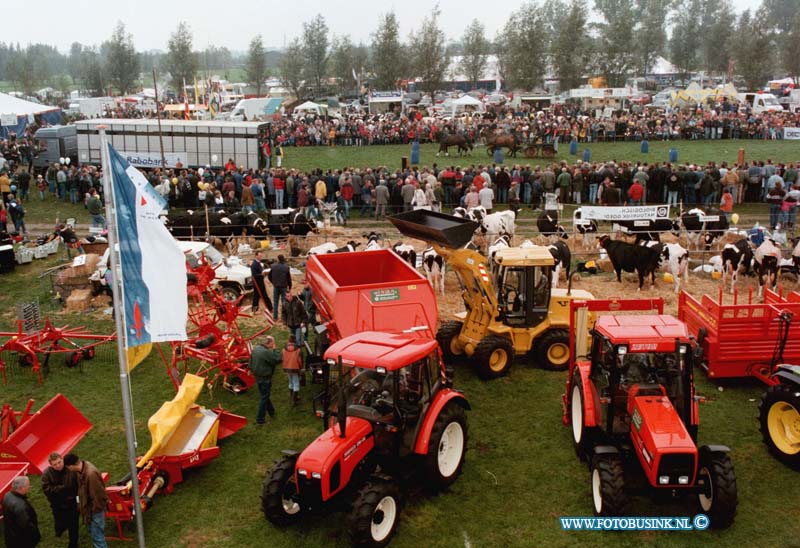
[5,0,764,52]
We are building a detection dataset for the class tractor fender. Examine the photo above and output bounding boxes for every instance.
[593,445,620,456]
[413,389,470,455]
[576,362,599,428]
[772,365,800,388]
[699,444,731,456]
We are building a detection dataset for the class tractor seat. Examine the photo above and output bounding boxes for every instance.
[347,404,393,424]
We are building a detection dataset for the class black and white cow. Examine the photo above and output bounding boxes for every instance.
[573,208,599,250]
[721,239,753,294]
[681,208,730,250]
[488,233,512,263]
[362,232,383,251]
[392,242,417,268]
[480,210,516,242]
[537,212,568,242]
[547,241,571,289]
[615,218,680,244]
[452,206,487,224]
[599,235,662,291]
[641,241,690,293]
[308,240,360,255]
[422,246,446,296]
[754,239,783,297]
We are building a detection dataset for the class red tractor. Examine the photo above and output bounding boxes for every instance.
[261,330,469,547]
[563,299,738,528]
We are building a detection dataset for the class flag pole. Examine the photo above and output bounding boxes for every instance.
[98,126,147,548]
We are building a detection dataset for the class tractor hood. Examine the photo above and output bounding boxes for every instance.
[295,417,375,502]
[629,389,697,487]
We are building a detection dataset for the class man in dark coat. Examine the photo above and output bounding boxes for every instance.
[249,335,282,425]
[268,254,292,321]
[41,452,79,548]
[2,475,41,548]
[250,250,273,313]
[64,453,109,548]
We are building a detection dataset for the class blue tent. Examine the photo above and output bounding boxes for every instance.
[0,93,62,139]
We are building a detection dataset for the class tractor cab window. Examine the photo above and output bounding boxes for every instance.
[532,267,552,310]
[499,267,526,322]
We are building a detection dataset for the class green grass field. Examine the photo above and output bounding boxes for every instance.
[282,140,800,173]
[3,140,800,547]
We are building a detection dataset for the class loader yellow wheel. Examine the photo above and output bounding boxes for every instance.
[547,343,569,366]
[474,336,514,380]
[489,349,508,373]
[759,383,800,468]
[536,329,571,371]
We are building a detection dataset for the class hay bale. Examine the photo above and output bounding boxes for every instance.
[65,288,93,312]
[70,253,100,277]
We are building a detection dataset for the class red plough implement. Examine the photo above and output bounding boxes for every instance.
[162,256,272,393]
[0,395,92,518]
[678,288,800,385]
[0,319,116,384]
[105,374,246,539]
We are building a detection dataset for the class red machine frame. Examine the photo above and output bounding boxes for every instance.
[0,319,116,384]
[678,288,800,385]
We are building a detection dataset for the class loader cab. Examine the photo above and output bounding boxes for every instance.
[493,247,555,328]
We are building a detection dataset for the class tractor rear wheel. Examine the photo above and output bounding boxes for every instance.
[695,451,737,528]
[436,321,464,363]
[536,329,571,371]
[759,383,800,468]
[262,454,303,525]
[474,336,514,379]
[424,402,468,490]
[591,455,628,516]
[571,373,596,462]
[349,481,402,548]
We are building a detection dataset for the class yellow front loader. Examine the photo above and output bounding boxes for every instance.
[389,210,594,379]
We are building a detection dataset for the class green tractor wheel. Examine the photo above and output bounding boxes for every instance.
[536,329,571,371]
[759,383,800,469]
[474,336,514,380]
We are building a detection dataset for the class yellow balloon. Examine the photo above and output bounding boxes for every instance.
[731,213,739,225]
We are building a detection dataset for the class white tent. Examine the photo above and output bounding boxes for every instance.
[0,92,61,137]
[451,94,484,115]
[293,100,325,115]
[0,92,58,117]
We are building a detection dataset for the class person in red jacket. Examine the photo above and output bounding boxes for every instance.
[627,179,644,205]
[273,170,286,209]
[340,177,354,219]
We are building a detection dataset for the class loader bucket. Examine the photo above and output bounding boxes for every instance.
[0,394,92,474]
[389,210,479,249]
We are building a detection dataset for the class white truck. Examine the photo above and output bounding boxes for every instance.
[778,89,800,113]
[227,98,272,121]
[741,92,785,115]
[67,97,116,118]
[75,118,272,170]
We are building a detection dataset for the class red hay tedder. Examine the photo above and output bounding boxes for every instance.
[678,288,800,469]
[0,394,92,518]
[0,319,116,384]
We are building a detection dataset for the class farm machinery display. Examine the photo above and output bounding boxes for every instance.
[389,209,594,379]
[0,319,115,384]
[161,251,273,393]
[106,373,246,539]
[679,289,800,468]
[262,330,469,548]
[563,298,738,528]
[1,394,92,517]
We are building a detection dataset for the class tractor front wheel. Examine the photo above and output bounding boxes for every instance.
[536,329,571,371]
[262,454,303,525]
[474,336,514,380]
[571,373,596,462]
[759,383,800,468]
[695,451,737,528]
[436,321,464,363]
[591,455,628,516]
[349,481,402,548]
[424,402,468,490]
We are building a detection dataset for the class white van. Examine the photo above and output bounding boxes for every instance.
[742,93,784,115]
[228,98,271,121]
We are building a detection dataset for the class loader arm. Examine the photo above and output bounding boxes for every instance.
[434,243,500,330]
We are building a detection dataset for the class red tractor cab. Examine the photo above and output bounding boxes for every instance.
[563,299,738,528]
[262,330,469,547]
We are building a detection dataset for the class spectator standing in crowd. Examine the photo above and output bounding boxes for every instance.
[268,254,292,321]
[42,452,79,548]
[250,250,273,313]
[249,335,281,424]
[2,475,40,548]
[283,291,308,345]
[720,186,734,223]
[375,178,390,220]
[556,167,572,205]
[401,178,415,212]
[87,189,105,230]
[282,334,303,406]
[64,453,108,548]
[479,182,494,212]
[627,178,644,205]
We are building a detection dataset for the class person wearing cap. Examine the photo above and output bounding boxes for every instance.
[36,174,47,201]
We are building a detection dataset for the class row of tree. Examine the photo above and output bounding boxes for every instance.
[0,0,798,99]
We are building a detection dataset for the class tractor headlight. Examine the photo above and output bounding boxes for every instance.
[376,366,386,374]
[327,359,336,366]
[658,475,670,485]
[298,469,307,476]
[679,345,688,354]
[311,472,322,480]
[678,476,690,485]
[617,346,628,356]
